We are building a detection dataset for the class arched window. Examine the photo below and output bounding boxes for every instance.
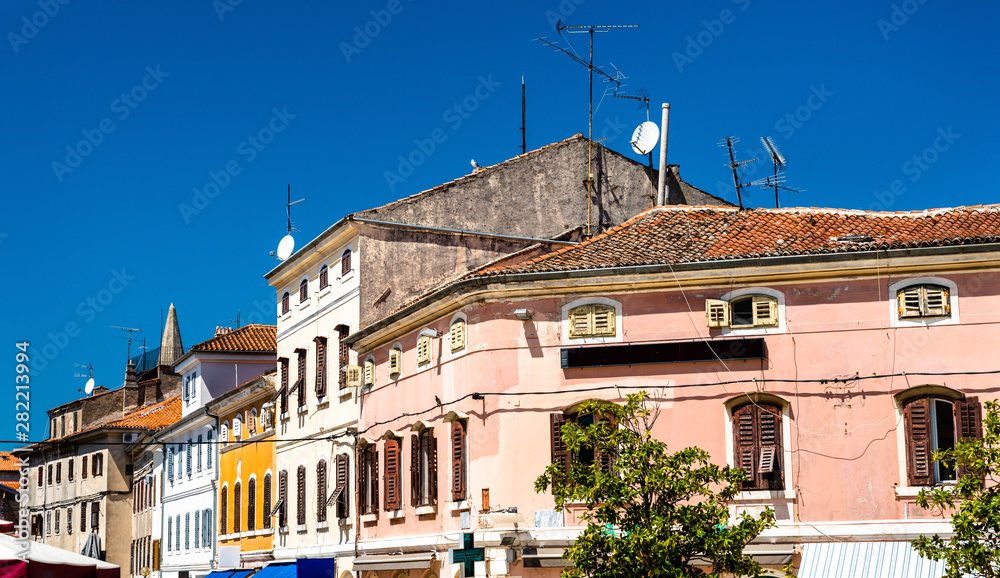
[247,477,256,531]
[278,470,288,528]
[898,283,951,319]
[233,415,242,440]
[262,473,272,529]
[233,481,242,533]
[341,249,352,276]
[900,390,981,486]
[281,292,290,315]
[249,408,258,435]
[316,460,328,523]
[319,264,329,289]
[450,319,466,351]
[567,304,615,338]
[706,295,778,328]
[410,428,438,507]
[299,279,309,303]
[731,402,783,491]
[220,485,228,535]
[548,405,615,478]
[296,465,307,526]
[221,421,229,444]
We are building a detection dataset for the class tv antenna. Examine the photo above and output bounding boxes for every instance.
[111,326,143,361]
[230,310,242,329]
[756,137,802,208]
[520,76,526,155]
[272,185,304,261]
[74,363,95,395]
[719,137,756,210]
[537,22,638,237]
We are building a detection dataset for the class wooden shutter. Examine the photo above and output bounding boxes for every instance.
[733,404,757,489]
[753,296,779,327]
[568,305,592,337]
[758,405,783,489]
[924,285,950,317]
[90,502,99,530]
[389,349,402,376]
[262,474,272,529]
[452,421,467,501]
[296,349,306,408]
[410,434,421,507]
[450,320,466,351]
[385,438,400,511]
[550,413,571,477]
[316,460,328,523]
[904,397,934,486]
[296,465,306,525]
[338,326,350,389]
[315,337,327,396]
[342,249,352,276]
[417,335,431,365]
[219,487,227,534]
[428,428,438,503]
[898,287,923,318]
[278,470,288,527]
[319,265,328,289]
[356,446,367,514]
[956,396,983,479]
[706,299,729,328]
[248,478,256,531]
[79,503,85,533]
[335,454,349,519]
[364,360,375,386]
[282,292,290,314]
[372,448,379,515]
[299,279,308,303]
[279,358,289,414]
[592,305,615,336]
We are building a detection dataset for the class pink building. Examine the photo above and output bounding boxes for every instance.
[345,205,1000,577]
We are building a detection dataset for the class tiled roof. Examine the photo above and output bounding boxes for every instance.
[472,205,1000,277]
[0,481,19,491]
[0,454,20,472]
[105,396,181,430]
[190,324,276,353]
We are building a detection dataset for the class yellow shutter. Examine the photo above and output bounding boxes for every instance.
[592,306,616,336]
[753,296,779,327]
[346,365,362,388]
[705,299,729,328]
[450,320,466,351]
[363,360,374,386]
[923,286,950,316]
[568,305,592,338]
[389,349,401,376]
[417,335,431,365]
[898,287,923,318]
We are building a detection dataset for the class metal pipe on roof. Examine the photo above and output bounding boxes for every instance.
[346,216,578,245]
[657,103,670,206]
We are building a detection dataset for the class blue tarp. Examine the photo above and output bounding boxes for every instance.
[205,570,255,578]
[253,563,297,578]
[296,558,335,578]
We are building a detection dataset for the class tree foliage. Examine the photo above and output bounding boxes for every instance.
[913,399,1000,578]
[534,392,775,577]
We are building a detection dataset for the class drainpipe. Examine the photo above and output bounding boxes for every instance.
[203,407,220,570]
[656,103,670,206]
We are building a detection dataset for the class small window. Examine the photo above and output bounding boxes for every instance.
[295,348,307,409]
[299,279,309,304]
[706,295,778,329]
[233,415,242,440]
[262,473,272,530]
[279,358,290,415]
[451,420,468,501]
[56,462,61,484]
[732,403,784,491]
[549,407,615,480]
[903,395,981,486]
[337,325,350,390]
[316,460,328,523]
[567,305,615,338]
[247,477,256,531]
[450,319,466,351]
[220,486,228,535]
[334,454,349,519]
[319,264,329,290]
[898,284,950,319]
[410,428,438,507]
[358,445,378,516]
[341,249,352,277]
[221,422,229,444]
[281,292,290,315]
[297,465,307,526]
[384,438,402,511]
[417,335,431,365]
[389,348,402,377]
[314,336,328,397]
[363,359,375,386]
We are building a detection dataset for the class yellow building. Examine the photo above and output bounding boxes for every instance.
[208,370,277,570]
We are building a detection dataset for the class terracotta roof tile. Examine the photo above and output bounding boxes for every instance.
[104,396,181,431]
[471,205,1000,277]
[0,481,19,490]
[190,324,276,353]
[0,454,21,472]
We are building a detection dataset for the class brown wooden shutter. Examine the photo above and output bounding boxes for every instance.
[733,404,758,490]
[372,447,379,516]
[428,428,438,503]
[342,250,351,276]
[316,460,327,523]
[386,438,402,510]
[956,396,983,479]
[297,465,306,525]
[904,397,934,486]
[550,413,571,477]
[299,279,308,303]
[320,265,328,289]
[296,350,306,408]
[315,337,327,396]
[234,483,242,533]
[79,503,86,533]
[262,474,272,529]
[282,292,290,314]
[337,326,350,389]
[356,446,366,514]
[248,478,256,531]
[410,434,421,507]
[596,416,616,475]
[220,486,228,534]
[758,405,783,490]
[452,421,467,501]
[278,470,288,527]
[279,358,289,414]
[335,454,349,519]
[91,502,99,530]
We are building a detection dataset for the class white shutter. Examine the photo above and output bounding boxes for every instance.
[346,365,362,388]
[592,306,616,336]
[417,335,431,365]
[450,320,466,351]
[753,296,779,327]
[898,287,923,318]
[705,299,730,328]
[389,349,402,376]
[568,306,592,338]
[363,360,375,386]
[923,286,950,316]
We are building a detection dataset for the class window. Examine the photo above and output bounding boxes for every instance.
[278,470,288,528]
[82,456,88,479]
[281,292,290,315]
[389,348,402,377]
[707,295,778,329]
[233,482,242,533]
[202,509,212,546]
[220,423,228,445]
[93,452,103,476]
[80,503,86,533]
[568,304,615,338]
[220,486,228,535]
[262,473,272,529]
[248,477,256,531]
[341,249,352,276]
[898,284,950,319]
[315,336,327,397]
[185,512,190,549]
[66,507,72,534]
[364,359,375,386]
[279,357,289,415]
[296,465,307,526]
[197,434,203,471]
[299,279,309,304]
[358,445,378,516]
[207,431,213,469]
[337,326,350,390]
[46,511,51,535]
[47,464,52,485]
[295,348,306,409]
[450,319,466,351]
[319,264,329,289]
[68,458,74,482]
[54,510,59,535]
[90,501,99,530]
[36,466,42,487]
[56,462,61,484]
[903,395,981,486]
[316,460,328,523]
[194,510,200,548]
[183,374,190,402]
[248,409,258,435]
[167,517,172,551]
[233,415,242,440]
[384,437,402,511]
[411,428,438,507]
[732,403,783,491]
[186,441,192,475]
[451,420,468,501]
[175,515,179,550]
[549,408,615,479]
[416,335,431,366]
[334,455,349,519]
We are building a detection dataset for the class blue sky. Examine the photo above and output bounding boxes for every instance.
[2,1,997,447]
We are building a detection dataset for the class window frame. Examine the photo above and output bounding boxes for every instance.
[560,298,623,345]
[298,278,309,304]
[897,388,981,489]
[889,277,959,328]
[319,264,329,290]
[410,426,438,508]
[709,288,785,335]
[281,292,290,316]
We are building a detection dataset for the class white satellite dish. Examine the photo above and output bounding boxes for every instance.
[276,235,295,261]
[84,377,95,394]
[630,121,660,155]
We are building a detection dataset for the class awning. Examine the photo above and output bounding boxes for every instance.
[799,541,962,578]
[204,570,255,578]
[297,558,336,578]
[521,548,568,568]
[252,563,295,578]
[352,553,433,572]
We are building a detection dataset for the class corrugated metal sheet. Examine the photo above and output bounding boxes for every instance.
[799,541,964,578]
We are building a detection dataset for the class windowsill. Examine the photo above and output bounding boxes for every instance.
[278,526,288,534]
[316,396,328,406]
[280,412,289,421]
[895,484,955,498]
[387,510,405,520]
[296,524,307,533]
[297,299,311,310]
[339,388,352,400]
[318,285,332,297]
[280,311,291,320]
[448,500,471,512]
[360,514,377,524]
[341,270,355,284]
[733,489,796,501]
[415,505,435,516]
[316,521,329,531]
[297,405,308,415]
[338,517,352,527]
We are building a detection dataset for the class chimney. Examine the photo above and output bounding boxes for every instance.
[125,363,138,388]
[215,326,232,337]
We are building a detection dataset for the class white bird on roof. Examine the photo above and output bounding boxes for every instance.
[471,159,481,170]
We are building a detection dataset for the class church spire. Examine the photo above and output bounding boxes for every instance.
[158,303,184,367]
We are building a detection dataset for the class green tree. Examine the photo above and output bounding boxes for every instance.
[534,392,776,577]
[913,399,1000,578]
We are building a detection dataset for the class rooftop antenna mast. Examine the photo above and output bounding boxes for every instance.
[755,137,803,208]
[230,310,242,329]
[520,76,526,155]
[272,185,305,261]
[719,137,756,210]
[74,363,96,395]
[110,326,143,361]
[537,22,638,237]
[285,184,304,236]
